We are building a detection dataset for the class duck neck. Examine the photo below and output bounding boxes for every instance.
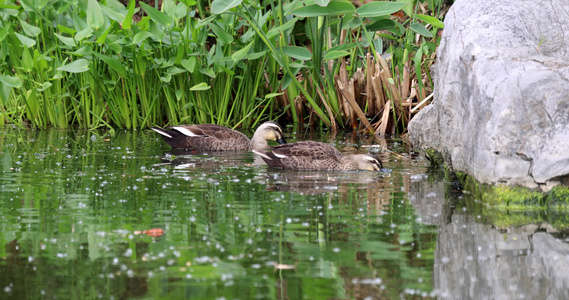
[340,156,358,170]
[250,133,269,150]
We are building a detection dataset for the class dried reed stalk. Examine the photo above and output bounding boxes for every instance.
[338,59,354,124]
[337,79,373,133]
[375,101,391,136]
[366,53,375,115]
[411,92,434,113]
[316,85,337,130]
[371,64,386,112]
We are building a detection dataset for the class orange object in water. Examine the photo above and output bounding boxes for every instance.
[143,228,165,237]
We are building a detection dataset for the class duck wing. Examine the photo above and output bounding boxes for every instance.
[157,124,250,150]
[272,141,342,161]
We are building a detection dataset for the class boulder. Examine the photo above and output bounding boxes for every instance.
[409,0,569,191]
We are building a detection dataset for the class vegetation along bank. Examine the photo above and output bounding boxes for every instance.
[0,0,450,132]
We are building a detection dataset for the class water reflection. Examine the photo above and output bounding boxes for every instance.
[408,171,569,300]
[0,128,566,299]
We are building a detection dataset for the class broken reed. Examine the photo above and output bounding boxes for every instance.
[0,0,446,132]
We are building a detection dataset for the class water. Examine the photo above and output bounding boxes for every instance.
[0,128,567,300]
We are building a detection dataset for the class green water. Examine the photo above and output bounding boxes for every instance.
[0,128,438,299]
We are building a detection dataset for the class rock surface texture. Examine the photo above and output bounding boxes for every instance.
[409,0,569,191]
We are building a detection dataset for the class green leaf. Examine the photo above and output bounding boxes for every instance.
[356,2,407,18]
[96,22,114,44]
[93,52,127,77]
[415,14,444,29]
[37,82,52,92]
[314,0,330,7]
[373,38,383,54]
[14,33,36,48]
[132,31,154,44]
[293,2,355,17]
[266,18,298,39]
[160,74,172,83]
[181,57,197,73]
[199,68,216,78]
[247,51,266,60]
[0,25,10,42]
[190,82,211,91]
[265,92,284,99]
[122,0,136,30]
[327,42,358,53]
[232,41,254,61]
[0,74,22,88]
[57,25,76,36]
[19,20,41,37]
[87,0,105,30]
[75,27,93,42]
[289,62,305,68]
[21,48,33,72]
[398,0,412,16]
[209,23,233,44]
[211,0,242,14]
[410,23,433,38]
[101,4,126,23]
[54,33,76,47]
[166,66,186,75]
[281,46,311,61]
[140,2,174,27]
[324,50,349,60]
[57,59,90,73]
[366,19,398,31]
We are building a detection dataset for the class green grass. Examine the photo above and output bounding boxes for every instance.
[0,0,449,130]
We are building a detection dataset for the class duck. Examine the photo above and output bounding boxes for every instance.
[253,141,383,171]
[151,121,287,151]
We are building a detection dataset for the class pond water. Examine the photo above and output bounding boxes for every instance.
[0,127,567,300]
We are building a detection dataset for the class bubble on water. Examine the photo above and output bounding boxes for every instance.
[359,278,382,285]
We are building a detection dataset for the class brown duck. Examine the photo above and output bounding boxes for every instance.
[151,121,286,150]
[253,141,383,171]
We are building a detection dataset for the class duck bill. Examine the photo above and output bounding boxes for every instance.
[276,137,287,144]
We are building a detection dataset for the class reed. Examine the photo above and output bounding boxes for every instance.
[0,0,449,131]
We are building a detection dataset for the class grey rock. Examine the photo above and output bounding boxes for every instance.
[408,0,569,191]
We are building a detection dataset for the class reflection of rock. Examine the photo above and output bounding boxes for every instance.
[408,171,446,226]
[434,215,569,299]
[408,170,569,299]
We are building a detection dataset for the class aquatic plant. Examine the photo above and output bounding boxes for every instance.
[0,0,448,130]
